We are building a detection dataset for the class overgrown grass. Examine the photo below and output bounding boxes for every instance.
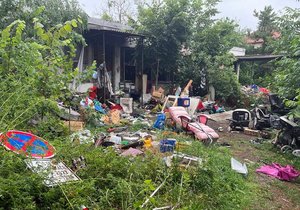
[0,131,256,209]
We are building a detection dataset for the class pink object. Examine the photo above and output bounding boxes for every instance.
[188,122,219,141]
[198,114,208,125]
[168,106,191,125]
[259,87,270,94]
[121,148,143,157]
[256,163,300,181]
[168,107,219,142]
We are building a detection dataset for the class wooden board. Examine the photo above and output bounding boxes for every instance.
[63,121,84,132]
[244,128,260,137]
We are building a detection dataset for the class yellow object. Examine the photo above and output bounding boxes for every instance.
[143,136,152,148]
[110,110,120,125]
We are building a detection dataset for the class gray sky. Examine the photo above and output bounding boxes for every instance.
[77,0,300,30]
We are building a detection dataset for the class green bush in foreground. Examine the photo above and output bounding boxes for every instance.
[0,136,254,210]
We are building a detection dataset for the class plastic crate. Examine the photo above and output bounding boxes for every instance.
[178,98,190,107]
[160,139,176,153]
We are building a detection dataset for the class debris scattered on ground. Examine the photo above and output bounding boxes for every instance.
[24,159,80,186]
[256,163,300,181]
[57,104,81,121]
[250,138,266,144]
[70,130,93,144]
[121,148,143,157]
[231,157,248,175]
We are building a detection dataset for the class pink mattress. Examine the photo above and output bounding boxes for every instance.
[188,122,219,141]
[168,107,219,141]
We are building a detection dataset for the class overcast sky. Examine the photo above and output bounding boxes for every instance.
[77,0,300,30]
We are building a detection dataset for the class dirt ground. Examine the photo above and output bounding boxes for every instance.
[207,118,300,210]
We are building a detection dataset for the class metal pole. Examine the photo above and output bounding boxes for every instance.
[141,37,144,106]
[103,31,106,101]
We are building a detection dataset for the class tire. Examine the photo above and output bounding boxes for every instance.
[281,145,293,153]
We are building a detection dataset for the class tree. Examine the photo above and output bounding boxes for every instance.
[99,0,137,23]
[254,6,277,35]
[270,8,300,117]
[179,18,243,102]
[253,5,277,53]
[0,14,84,137]
[135,0,192,83]
[0,0,87,31]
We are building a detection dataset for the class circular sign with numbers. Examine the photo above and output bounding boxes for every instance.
[0,130,55,158]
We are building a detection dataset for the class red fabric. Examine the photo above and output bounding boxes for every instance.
[88,86,97,100]
[197,101,205,110]
[110,104,123,111]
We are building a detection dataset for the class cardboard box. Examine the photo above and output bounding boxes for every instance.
[152,91,163,98]
[158,87,165,94]
[63,121,84,131]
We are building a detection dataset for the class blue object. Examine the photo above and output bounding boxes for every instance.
[153,113,166,129]
[94,100,106,114]
[160,139,176,153]
[178,98,190,107]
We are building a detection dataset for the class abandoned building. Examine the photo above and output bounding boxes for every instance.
[74,17,144,95]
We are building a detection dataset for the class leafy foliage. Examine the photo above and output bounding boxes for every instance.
[178,18,243,103]
[135,0,191,81]
[0,0,87,31]
[270,8,300,117]
[0,135,254,209]
[0,16,84,137]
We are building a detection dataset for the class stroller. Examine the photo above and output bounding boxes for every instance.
[228,109,251,131]
[251,105,281,130]
[274,116,300,154]
[269,93,290,115]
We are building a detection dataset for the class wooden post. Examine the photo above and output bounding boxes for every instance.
[155,59,160,87]
[236,62,240,82]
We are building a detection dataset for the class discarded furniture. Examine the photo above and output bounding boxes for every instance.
[274,116,300,153]
[251,105,281,130]
[227,109,251,131]
[168,107,219,144]
[269,93,290,115]
[161,95,179,111]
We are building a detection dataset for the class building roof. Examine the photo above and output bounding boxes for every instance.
[235,54,283,62]
[88,17,133,32]
[245,37,264,45]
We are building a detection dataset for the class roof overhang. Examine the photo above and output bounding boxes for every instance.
[87,17,144,38]
[235,55,283,63]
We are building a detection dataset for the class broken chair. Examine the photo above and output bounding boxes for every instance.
[168,106,219,144]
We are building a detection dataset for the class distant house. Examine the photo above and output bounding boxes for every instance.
[74,17,144,93]
[245,37,264,49]
[245,31,281,49]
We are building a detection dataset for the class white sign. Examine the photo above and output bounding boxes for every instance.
[24,159,80,187]
[229,47,246,56]
[120,98,133,113]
